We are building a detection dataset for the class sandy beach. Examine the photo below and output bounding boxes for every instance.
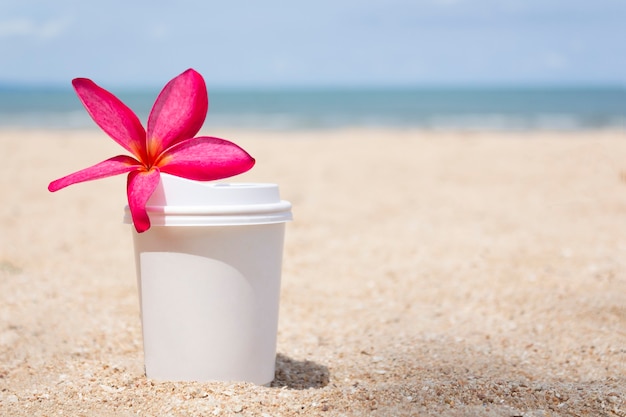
[1,127,625,416]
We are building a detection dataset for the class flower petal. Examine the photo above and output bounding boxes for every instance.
[157,137,255,181]
[127,169,161,233]
[73,78,148,161]
[48,155,142,192]
[146,69,208,159]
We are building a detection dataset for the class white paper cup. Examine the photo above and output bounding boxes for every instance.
[124,174,292,384]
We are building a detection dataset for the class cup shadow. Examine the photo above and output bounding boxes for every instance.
[271,353,330,389]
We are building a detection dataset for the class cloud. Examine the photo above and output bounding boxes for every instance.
[0,18,33,37]
[0,16,71,40]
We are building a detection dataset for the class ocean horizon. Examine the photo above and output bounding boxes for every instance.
[0,85,624,131]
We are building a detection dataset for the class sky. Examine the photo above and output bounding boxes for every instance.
[0,0,625,88]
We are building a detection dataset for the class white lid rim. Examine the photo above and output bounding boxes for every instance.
[143,200,292,216]
[150,216,292,227]
[123,206,293,226]
[123,214,293,226]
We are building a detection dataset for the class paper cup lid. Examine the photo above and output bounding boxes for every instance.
[123,174,292,226]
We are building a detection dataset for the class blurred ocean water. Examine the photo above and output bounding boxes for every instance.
[0,86,624,131]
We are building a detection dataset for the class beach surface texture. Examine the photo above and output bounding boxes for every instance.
[1,128,625,416]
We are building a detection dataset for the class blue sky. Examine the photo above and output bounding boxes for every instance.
[0,0,625,88]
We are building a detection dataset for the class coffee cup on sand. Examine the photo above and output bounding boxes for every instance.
[124,174,292,384]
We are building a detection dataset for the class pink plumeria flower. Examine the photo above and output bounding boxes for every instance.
[48,69,255,233]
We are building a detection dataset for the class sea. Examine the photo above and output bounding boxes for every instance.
[0,85,624,131]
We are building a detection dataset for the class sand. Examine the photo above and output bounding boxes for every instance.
[0,127,625,416]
